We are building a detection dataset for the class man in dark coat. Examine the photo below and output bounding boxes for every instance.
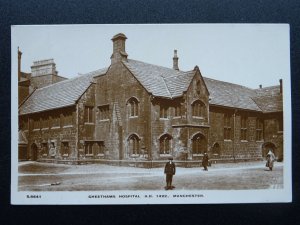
[202,152,209,171]
[164,157,176,190]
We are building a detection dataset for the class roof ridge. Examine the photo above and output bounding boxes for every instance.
[35,67,107,92]
[128,59,185,74]
[254,85,280,91]
[203,76,255,92]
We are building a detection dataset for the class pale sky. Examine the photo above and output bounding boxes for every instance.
[11,24,290,89]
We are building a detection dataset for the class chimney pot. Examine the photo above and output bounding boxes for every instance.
[173,49,179,70]
[259,84,262,89]
[279,79,283,94]
[18,47,22,82]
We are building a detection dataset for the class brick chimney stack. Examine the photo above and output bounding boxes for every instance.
[111,33,128,64]
[18,47,22,81]
[173,50,179,70]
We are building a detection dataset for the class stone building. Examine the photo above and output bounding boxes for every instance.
[18,33,283,164]
[18,48,67,105]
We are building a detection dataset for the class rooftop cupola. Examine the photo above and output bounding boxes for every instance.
[111,33,128,64]
[173,49,179,70]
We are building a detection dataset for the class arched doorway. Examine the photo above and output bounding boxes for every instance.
[262,142,276,158]
[30,143,38,161]
[191,133,207,155]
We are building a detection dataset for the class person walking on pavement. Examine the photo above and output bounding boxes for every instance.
[266,150,276,171]
[164,157,176,190]
[202,152,209,171]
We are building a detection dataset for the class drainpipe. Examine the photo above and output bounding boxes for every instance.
[233,109,237,163]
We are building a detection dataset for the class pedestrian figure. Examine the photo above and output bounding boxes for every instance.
[164,157,176,190]
[202,152,209,171]
[266,150,276,171]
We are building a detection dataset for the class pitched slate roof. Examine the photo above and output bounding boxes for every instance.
[203,77,261,111]
[123,59,196,98]
[123,59,267,112]
[19,57,282,115]
[19,68,108,115]
[252,86,283,113]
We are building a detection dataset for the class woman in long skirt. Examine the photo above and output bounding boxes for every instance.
[266,150,276,171]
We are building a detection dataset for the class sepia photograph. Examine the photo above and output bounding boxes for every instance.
[11,24,292,204]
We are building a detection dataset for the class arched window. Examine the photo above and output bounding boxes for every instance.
[159,134,172,155]
[192,133,207,155]
[192,100,206,117]
[128,134,140,155]
[127,97,139,117]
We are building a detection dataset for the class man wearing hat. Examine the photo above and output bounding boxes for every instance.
[164,157,176,190]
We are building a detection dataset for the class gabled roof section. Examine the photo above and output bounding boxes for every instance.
[203,77,261,111]
[123,59,195,98]
[122,59,281,112]
[252,86,283,113]
[19,68,108,115]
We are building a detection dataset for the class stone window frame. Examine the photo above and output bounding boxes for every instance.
[160,105,169,119]
[32,117,40,130]
[191,100,206,118]
[62,111,73,127]
[159,133,172,155]
[174,104,181,118]
[41,114,49,130]
[50,114,61,129]
[191,132,206,155]
[41,142,48,157]
[84,141,94,156]
[128,134,141,156]
[224,113,232,140]
[256,118,264,141]
[98,104,110,121]
[211,142,221,156]
[95,142,105,157]
[84,106,94,124]
[240,116,248,141]
[61,141,70,157]
[127,97,139,118]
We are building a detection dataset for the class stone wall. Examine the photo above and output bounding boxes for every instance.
[208,106,279,160]
[94,62,151,160]
[24,106,77,160]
